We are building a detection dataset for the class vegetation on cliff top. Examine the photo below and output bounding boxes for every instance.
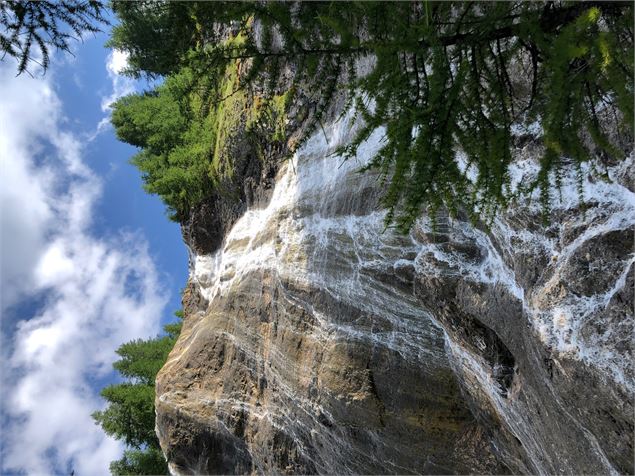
[92,311,183,475]
[111,43,290,221]
[107,1,633,229]
[2,2,633,228]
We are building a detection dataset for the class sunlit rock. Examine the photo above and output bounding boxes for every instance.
[156,110,634,475]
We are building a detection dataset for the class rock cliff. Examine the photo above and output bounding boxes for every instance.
[156,108,634,474]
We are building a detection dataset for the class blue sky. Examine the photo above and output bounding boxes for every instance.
[0,23,187,475]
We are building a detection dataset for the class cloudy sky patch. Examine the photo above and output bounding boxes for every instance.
[0,46,171,475]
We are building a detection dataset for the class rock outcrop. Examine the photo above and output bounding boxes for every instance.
[156,109,634,474]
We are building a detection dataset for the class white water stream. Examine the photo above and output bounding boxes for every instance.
[187,110,633,474]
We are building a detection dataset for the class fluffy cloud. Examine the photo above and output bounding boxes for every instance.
[103,49,136,110]
[0,55,168,474]
[93,50,137,136]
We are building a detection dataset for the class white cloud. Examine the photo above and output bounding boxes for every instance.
[86,49,136,142]
[0,55,168,475]
[0,63,57,308]
[107,49,130,76]
[101,50,135,114]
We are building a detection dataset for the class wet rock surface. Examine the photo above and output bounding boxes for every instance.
[157,111,634,474]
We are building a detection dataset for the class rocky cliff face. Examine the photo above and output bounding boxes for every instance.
[156,109,634,475]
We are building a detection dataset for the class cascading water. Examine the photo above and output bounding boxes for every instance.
[189,116,441,364]
[157,109,634,475]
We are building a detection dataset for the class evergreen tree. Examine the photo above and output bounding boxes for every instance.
[110,67,219,221]
[93,382,158,449]
[107,1,192,78]
[109,1,633,230]
[0,0,106,74]
[93,311,183,475]
[110,448,169,476]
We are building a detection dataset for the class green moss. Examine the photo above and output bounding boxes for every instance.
[208,60,292,177]
[270,89,292,141]
[112,23,297,222]
[210,60,246,179]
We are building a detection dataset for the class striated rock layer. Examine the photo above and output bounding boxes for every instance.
[156,111,634,475]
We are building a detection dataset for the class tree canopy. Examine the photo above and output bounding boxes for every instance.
[0,0,106,74]
[109,1,633,230]
[92,312,182,475]
[1,2,632,226]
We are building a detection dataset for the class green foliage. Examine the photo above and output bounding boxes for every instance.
[110,1,633,229]
[107,1,192,78]
[113,336,177,385]
[93,311,183,475]
[110,447,168,476]
[163,310,183,339]
[0,0,106,74]
[92,383,157,449]
[112,43,291,220]
[111,67,217,221]
[108,1,254,78]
